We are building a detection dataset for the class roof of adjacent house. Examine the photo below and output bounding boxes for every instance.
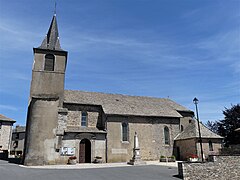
[0,114,16,123]
[174,119,223,140]
[13,126,26,133]
[64,90,192,118]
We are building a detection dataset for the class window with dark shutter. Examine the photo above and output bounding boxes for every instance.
[44,54,55,71]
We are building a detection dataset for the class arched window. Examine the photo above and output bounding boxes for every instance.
[209,140,213,151]
[81,112,87,127]
[181,125,184,132]
[44,54,55,71]
[122,122,128,142]
[164,126,170,145]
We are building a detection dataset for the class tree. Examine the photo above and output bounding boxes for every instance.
[206,104,240,146]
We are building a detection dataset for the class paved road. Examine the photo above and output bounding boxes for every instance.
[0,160,180,180]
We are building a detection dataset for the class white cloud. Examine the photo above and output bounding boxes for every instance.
[0,104,18,111]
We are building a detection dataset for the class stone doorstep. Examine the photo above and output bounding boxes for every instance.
[19,161,179,169]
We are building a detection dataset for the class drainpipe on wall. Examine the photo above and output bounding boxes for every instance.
[105,116,108,163]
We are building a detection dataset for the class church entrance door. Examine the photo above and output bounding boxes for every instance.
[79,139,91,163]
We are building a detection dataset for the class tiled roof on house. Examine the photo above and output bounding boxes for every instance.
[64,90,192,118]
[0,114,16,123]
[13,126,26,133]
[174,119,223,140]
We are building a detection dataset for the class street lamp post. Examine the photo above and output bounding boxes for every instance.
[193,97,204,162]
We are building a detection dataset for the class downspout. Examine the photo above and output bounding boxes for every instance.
[105,116,108,163]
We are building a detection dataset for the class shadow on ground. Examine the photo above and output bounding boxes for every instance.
[0,158,22,165]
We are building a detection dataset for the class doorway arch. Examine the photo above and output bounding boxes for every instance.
[79,139,91,163]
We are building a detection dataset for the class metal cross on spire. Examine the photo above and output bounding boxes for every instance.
[54,1,57,16]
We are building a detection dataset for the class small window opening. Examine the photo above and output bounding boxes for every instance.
[81,112,87,127]
[164,126,170,145]
[122,122,129,142]
[44,54,55,71]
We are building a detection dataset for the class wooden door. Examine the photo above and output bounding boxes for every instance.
[79,140,86,163]
[79,139,91,163]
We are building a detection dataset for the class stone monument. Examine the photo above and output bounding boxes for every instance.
[128,132,146,165]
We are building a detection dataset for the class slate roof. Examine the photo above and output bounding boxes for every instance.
[174,119,223,140]
[0,114,16,123]
[13,126,26,133]
[64,90,192,118]
[38,15,63,51]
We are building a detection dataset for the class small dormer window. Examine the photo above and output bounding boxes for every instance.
[44,54,55,71]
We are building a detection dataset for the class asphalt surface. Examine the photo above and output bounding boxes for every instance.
[0,160,180,180]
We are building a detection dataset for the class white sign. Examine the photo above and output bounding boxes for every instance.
[61,147,75,156]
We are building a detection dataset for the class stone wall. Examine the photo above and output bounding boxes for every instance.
[107,115,180,162]
[178,111,194,132]
[61,133,106,163]
[175,138,222,160]
[63,104,104,129]
[178,155,240,180]
[174,139,196,160]
[11,132,25,153]
[24,98,60,166]
[0,122,13,150]
[196,139,222,159]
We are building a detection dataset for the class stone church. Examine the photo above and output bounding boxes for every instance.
[23,14,222,166]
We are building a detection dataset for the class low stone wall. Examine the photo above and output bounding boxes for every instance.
[178,155,240,180]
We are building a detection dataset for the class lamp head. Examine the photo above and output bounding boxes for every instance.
[193,97,199,105]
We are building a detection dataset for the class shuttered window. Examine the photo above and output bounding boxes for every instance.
[44,54,55,71]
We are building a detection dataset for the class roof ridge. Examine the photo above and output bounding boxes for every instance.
[65,89,170,101]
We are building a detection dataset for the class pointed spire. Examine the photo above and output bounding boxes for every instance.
[39,14,63,51]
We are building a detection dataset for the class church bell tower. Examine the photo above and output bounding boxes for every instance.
[23,14,68,165]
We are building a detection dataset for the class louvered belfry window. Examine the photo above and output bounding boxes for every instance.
[44,54,55,71]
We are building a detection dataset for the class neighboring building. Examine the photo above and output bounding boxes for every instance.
[174,119,223,160]
[10,126,26,157]
[23,14,222,166]
[0,114,16,159]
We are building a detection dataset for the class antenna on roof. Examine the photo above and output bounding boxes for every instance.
[54,1,57,16]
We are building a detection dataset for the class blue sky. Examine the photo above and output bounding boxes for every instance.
[0,0,239,126]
